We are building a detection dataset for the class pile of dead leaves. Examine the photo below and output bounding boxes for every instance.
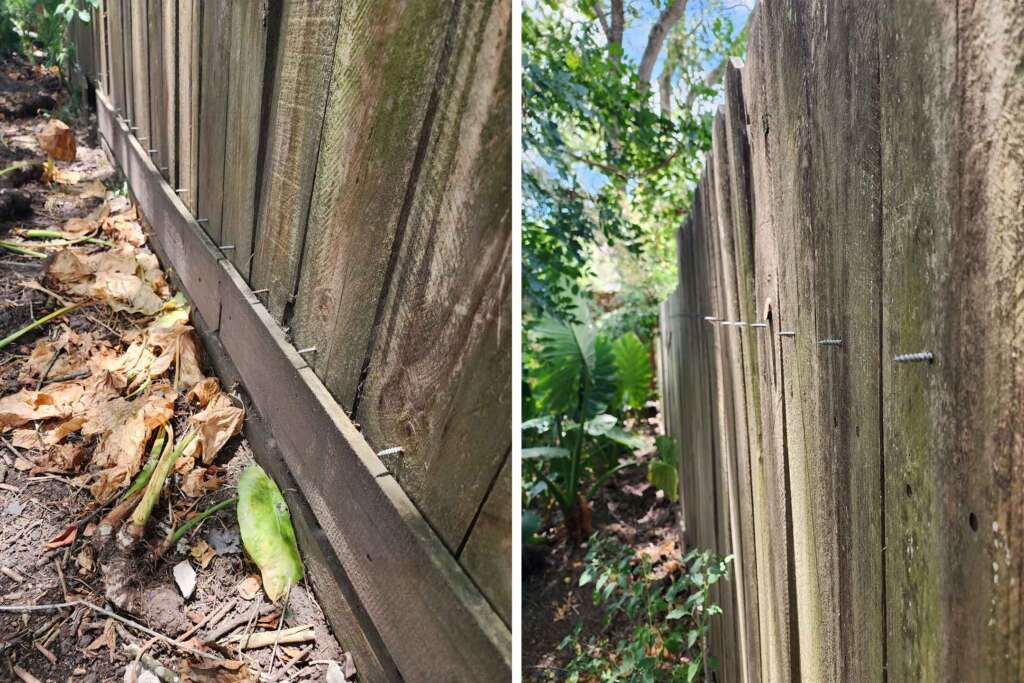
[0,189,244,555]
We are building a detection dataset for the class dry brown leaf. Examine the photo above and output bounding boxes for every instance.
[11,428,42,450]
[180,659,251,682]
[236,575,261,601]
[13,456,34,471]
[46,247,166,315]
[62,216,96,237]
[85,618,116,661]
[82,384,175,499]
[43,524,77,549]
[190,539,216,569]
[181,467,223,498]
[38,119,75,161]
[0,385,82,430]
[187,378,220,408]
[186,393,244,465]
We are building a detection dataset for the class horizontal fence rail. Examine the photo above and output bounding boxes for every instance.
[70,0,511,680]
[657,0,1024,680]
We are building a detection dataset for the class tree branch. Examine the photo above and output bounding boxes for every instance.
[609,0,624,49]
[638,0,687,86]
[683,56,730,109]
[659,64,674,116]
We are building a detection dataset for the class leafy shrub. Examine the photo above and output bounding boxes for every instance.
[523,302,653,540]
[562,535,733,682]
[0,0,96,67]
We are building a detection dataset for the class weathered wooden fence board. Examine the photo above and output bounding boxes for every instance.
[219,0,268,276]
[195,0,231,244]
[251,0,343,320]
[106,0,126,114]
[354,0,512,554]
[176,0,199,213]
[160,0,177,186]
[460,453,512,627]
[659,0,1023,675]
[290,0,459,410]
[129,1,149,146]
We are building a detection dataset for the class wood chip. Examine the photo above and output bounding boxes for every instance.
[12,665,42,683]
[1,566,25,583]
[32,640,57,665]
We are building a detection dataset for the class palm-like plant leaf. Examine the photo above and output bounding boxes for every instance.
[612,331,652,411]
[532,309,617,419]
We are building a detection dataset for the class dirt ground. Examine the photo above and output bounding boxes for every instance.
[522,408,685,682]
[0,58,350,682]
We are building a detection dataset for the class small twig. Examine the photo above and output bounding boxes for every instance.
[0,600,225,662]
[204,602,275,643]
[35,348,61,391]
[271,643,312,681]
[176,597,236,644]
[39,369,89,385]
[268,590,291,673]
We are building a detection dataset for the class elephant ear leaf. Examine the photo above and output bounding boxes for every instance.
[237,464,303,603]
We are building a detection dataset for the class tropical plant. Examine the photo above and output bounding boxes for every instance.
[561,534,733,682]
[523,301,652,541]
[647,434,679,502]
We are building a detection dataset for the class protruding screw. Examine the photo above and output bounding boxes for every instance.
[147,148,158,154]
[219,245,236,252]
[778,331,796,337]
[175,188,188,194]
[196,218,209,224]
[703,316,719,322]
[252,288,269,295]
[817,338,843,347]
[296,347,317,356]
[750,323,769,329]
[894,351,934,363]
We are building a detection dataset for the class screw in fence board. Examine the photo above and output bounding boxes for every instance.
[750,323,768,329]
[296,347,317,357]
[893,351,934,363]
[778,331,796,337]
[704,316,719,323]
[218,245,236,252]
[817,338,843,347]
[252,289,269,295]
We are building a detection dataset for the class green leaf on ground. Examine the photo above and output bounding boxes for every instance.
[237,464,303,603]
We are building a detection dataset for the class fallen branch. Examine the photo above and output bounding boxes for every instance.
[0,303,81,351]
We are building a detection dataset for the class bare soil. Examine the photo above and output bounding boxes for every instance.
[0,58,349,682]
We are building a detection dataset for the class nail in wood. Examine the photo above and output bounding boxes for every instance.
[817,338,843,347]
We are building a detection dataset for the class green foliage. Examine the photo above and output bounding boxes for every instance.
[237,464,303,603]
[0,0,96,67]
[612,331,652,411]
[647,434,680,502]
[523,302,654,538]
[562,534,733,682]
[523,1,746,316]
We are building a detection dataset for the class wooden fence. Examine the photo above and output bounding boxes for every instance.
[657,0,1024,680]
[70,1,510,680]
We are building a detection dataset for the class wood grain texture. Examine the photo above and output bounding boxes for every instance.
[460,453,511,627]
[882,0,1024,678]
[161,0,177,186]
[290,0,461,410]
[129,0,150,146]
[195,0,231,243]
[176,0,199,213]
[250,0,343,320]
[97,0,108,94]
[120,0,134,124]
[145,0,166,179]
[220,0,269,276]
[106,0,126,113]
[353,0,512,552]
[710,105,762,683]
